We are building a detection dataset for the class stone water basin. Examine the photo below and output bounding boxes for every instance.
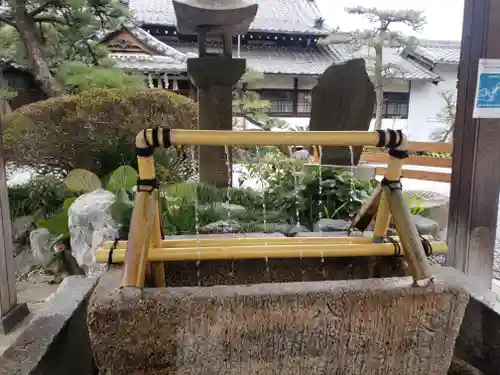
[88,256,468,375]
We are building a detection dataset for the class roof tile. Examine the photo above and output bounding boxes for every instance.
[128,0,329,35]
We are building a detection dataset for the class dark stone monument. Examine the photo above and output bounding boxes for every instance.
[309,58,375,166]
[173,0,258,188]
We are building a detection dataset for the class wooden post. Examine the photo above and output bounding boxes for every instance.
[0,115,28,334]
[447,0,500,289]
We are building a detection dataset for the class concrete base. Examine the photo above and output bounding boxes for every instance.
[88,269,469,375]
[0,303,29,335]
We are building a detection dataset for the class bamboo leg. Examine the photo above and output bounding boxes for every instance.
[121,191,156,287]
[373,157,404,240]
[382,184,432,281]
[351,185,383,232]
[150,201,166,287]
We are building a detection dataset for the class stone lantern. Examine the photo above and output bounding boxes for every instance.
[173,0,258,188]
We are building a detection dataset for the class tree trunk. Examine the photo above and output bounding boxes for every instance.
[373,41,384,130]
[11,2,63,97]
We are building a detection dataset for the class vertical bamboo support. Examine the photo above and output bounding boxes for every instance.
[121,130,162,288]
[372,131,405,241]
[382,184,432,280]
[150,206,166,287]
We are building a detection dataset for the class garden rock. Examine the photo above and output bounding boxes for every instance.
[200,220,244,234]
[68,189,119,275]
[411,215,440,238]
[29,228,53,266]
[275,223,310,237]
[12,215,34,256]
[313,218,350,232]
[201,203,247,218]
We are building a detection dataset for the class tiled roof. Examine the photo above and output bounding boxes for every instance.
[414,40,461,64]
[110,53,186,73]
[95,20,188,64]
[331,44,442,82]
[128,0,330,35]
[169,42,338,75]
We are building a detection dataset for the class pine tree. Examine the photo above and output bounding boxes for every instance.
[319,7,426,130]
[0,0,126,96]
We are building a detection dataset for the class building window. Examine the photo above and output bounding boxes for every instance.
[375,92,410,119]
[297,91,312,113]
[259,90,294,114]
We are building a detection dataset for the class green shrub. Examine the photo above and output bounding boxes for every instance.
[8,175,67,219]
[56,61,146,94]
[4,88,198,178]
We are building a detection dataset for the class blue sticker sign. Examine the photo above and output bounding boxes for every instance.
[474,59,500,118]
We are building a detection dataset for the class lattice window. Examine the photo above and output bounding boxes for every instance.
[259,90,294,114]
[373,92,410,119]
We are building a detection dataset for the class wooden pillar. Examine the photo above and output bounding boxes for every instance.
[447,0,500,289]
[0,114,28,334]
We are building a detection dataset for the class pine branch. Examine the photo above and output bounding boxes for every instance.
[28,0,61,17]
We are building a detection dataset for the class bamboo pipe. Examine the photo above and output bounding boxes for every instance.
[373,131,406,240]
[102,235,435,250]
[169,130,381,147]
[97,241,447,263]
[382,184,433,281]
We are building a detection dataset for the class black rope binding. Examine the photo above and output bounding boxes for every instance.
[137,178,159,192]
[376,130,386,148]
[386,236,402,257]
[420,234,433,257]
[107,238,119,270]
[380,177,403,191]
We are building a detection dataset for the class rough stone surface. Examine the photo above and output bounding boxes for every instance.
[29,228,53,266]
[309,58,375,166]
[411,214,440,237]
[313,218,350,232]
[199,219,244,234]
[448,358,484,375]
[12,215,34,255]
[275,223,310,237]
[0,276,98,375]
[88,269,469,375]
[68,189,119,274]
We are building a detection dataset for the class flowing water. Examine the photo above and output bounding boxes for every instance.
[224,145,232,224]
[192,145,201,247]
[294,163,302,228]
[317,146,324,224]
[256,147,268,233]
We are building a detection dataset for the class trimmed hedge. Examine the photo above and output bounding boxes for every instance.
[4,88,197,176]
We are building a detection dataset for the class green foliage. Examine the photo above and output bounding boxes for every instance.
[65,169,102,193]
[36,197,76,236]
[431,90,456,143]
[242,152,374,229]
[403,191,425,215]
[4,88,197,177]
[106,165,138,193]
[8,175,67,219]
[0,0,127,68]
[56,61,146,94]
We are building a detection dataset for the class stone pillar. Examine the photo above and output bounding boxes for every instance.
[187,56,246,188]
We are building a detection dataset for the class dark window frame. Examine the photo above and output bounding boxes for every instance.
[375,92,410,119]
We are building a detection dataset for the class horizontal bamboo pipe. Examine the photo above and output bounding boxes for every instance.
[167,130,381,147]
[97,242,447,263]
[103,235,435,250]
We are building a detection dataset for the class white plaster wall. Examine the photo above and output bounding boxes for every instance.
[406,64,458,141]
